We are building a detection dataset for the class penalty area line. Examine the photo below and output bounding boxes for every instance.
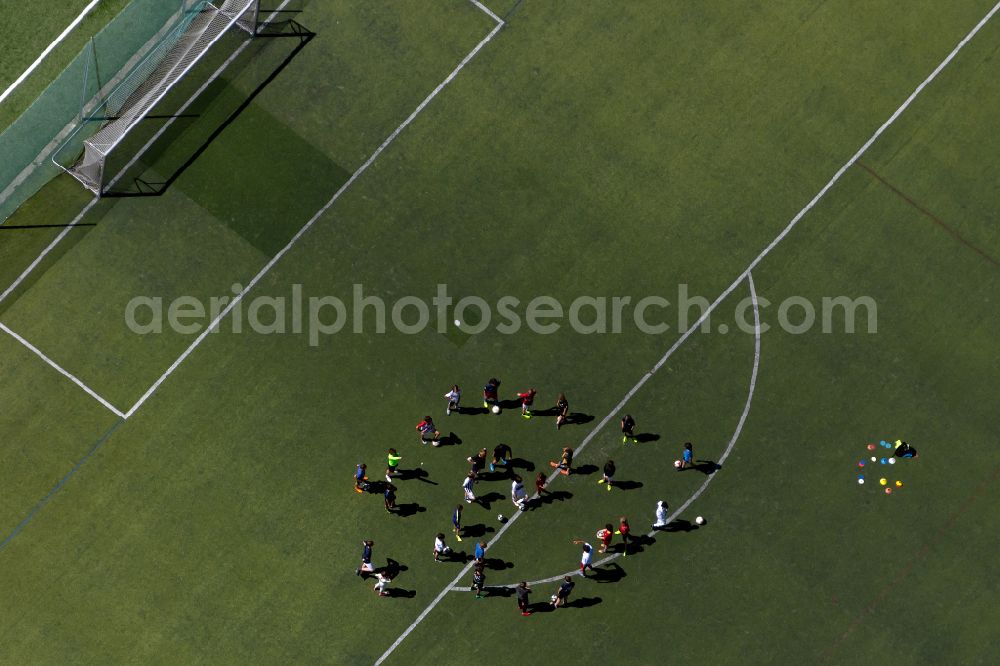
[0,322,125,418]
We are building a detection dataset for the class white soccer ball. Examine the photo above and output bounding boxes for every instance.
[695,516,705,525]
[673,460,682,468]
[497,514,506,522]
[454,319,461,326]
[491,405,501,414]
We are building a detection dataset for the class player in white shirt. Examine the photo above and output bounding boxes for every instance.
[433,533,452,562]
[652,500,668,529]
[444,385,461,415]
[510,474,527,511]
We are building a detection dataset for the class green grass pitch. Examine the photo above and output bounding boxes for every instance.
[1,0,999,663]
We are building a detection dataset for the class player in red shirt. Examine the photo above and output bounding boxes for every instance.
[516,388,536,418]
[596,523,614,553]
[617,516,633,556]
[415,416,441,446]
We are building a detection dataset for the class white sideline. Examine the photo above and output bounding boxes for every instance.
[0,0,293,307]
[122,16,505,419]
[469,0,503,25]
[0,0,101,106]
[452,273,761,591]
[0,322,125,418]
[373,3,1000,661]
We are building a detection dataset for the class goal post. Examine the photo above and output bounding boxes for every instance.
[53,0,260,195]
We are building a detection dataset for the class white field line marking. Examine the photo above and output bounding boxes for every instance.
[0,322,125,418]
[0,199,98,306]
[455,273,761,591]
[0,0,101,106]
[374,4,1000,659]
[469,0,503,25]
[0,0,291,307]
[123,19,505,420]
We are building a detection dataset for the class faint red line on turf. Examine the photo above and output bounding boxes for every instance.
[820,461,1000,663]
[857,161,1000,270]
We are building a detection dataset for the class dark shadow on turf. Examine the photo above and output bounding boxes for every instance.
[392,503,426,517]
[692,459,721,475]
[475,492,505,510]
[530,490,572,510]
[461,523,495,538]
[395,468,437,484]
[635,433,660,443]
[573,464,598,476]
[384,588,416,598]
[498,398,521,410]
[565,596,602,609]
[563,413,594,426]
[379,559,408,577]
[482,557,514,571]
[590,562,626,584]
[433,432,462,447]
[481,586,515,598]
[611,480,643,491]
[456,406,488,415]
[660,519,699,533]
[509,457,535,472]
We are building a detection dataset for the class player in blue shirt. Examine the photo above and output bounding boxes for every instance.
[679,442,694,470]
[452,505,464,542]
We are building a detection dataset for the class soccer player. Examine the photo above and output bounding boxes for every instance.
[384,484,397,513]
[598,459,616,491]
[433,533,451,562]
[386,448,402,483]
[621,414,637,444]
[516,581,532,616]
[596,523,614,553]
[551,576,575,608]
[516,388,536,418]
[572,539,594,576]
[373,571,392,597]
[555,393,570,430]
[354,463,368,494]
[490,443,512,473]
[678,442,693,470]
[617,516,632,556]
[549,446,574,475]
[483,377,501,409]
[415,416,441,446]
[444,384,461,415]
[535,472,549,496]
[471,563,486,599]
[511,474,527,511]
[467,447,488,474]
[452,505,464,541]
[475,540,487,563]
[463,472,477,504]
[895,440,918,458]
[652,500,668,529]
[356,540,375,577]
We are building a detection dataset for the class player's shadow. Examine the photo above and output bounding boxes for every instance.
[482,586,515,598]
[439,550,467,564]
[482,557,514,571]
[612,480,643,491]
[396,468,438,484]
[566,596,602,609]
[379,559,408,577]
[498,398,522,410]
[384,588,416,598]
[462,523,495,538]
[635,433,660,443]
[618,534,655,556]
[563,413,594,426]
[436,432,463,447]
[393,503,426,517]
[509,457,535,472]
[692,459,721,475]
[660,519,699,533]
[363,480,388,494]
[531,490,572,509]
[573,464,599,476]
[475,492,505,510]
[527,601,555,614]
[457,406,488,415]
[591,562,626,584]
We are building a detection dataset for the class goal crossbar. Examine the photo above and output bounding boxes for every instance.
[55,0,258,194]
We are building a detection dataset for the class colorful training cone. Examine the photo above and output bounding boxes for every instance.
[858,461,865,468]
[895,480,903,487]
[879,478,887,486]
[867,444,876,451]
[885,487,892,494]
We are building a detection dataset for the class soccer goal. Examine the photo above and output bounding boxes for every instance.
[52,0,260,195]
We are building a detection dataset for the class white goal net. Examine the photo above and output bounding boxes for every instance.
[56,0,259,194]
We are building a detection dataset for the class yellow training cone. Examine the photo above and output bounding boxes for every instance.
[879,478,887,486]
[895,480,903,487]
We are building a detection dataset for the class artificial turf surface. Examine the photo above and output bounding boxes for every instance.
[1,0,999,663]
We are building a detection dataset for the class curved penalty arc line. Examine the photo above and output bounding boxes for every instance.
[449,271,762,591]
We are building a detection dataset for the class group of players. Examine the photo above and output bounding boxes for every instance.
[354,377,676,611]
